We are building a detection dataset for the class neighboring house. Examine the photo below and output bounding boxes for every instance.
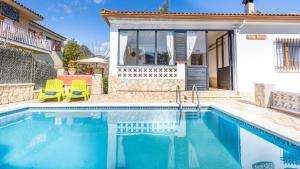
[101,0,300,99]
[0,0,66,69]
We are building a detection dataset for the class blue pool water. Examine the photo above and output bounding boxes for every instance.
[0,107,300,169]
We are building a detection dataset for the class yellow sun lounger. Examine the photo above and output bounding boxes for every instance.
[38,80,65,102]
[66,80,89,102]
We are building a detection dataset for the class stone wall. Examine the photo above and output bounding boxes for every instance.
[92,74,103,95]
[254,83,274,108]
[0,83,36,105]
[108,76,185,102]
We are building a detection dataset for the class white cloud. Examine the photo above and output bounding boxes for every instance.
[58,4,72,14]
[93,0,104,4]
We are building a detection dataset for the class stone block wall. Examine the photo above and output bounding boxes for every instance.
[255,83,274,108]
[92,74,103,95]
[0,83,36,105]
[108,76,185,102]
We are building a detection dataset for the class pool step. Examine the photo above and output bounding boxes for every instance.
[185,112,201,119]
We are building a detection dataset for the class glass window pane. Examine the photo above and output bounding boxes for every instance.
[217,39,223,68]
[223,35,229,67]
[189,31,207,66]
[119,31,137,65]
[157,31,175,65]
[138,31,156,65]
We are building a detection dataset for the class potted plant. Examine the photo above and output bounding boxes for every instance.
[68,60,77,75]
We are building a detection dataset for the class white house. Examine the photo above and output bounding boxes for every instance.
[101,0,300,101]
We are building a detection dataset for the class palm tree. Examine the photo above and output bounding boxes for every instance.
[158,0,169,13]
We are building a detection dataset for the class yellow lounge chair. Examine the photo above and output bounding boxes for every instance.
[66,80,89,102]
[38,80,65,102]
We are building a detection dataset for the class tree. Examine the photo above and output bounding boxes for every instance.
[80,45,94,59]
[63,39,81,67]
[158,0,169,13]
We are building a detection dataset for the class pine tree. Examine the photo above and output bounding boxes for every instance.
[158,0,169,13]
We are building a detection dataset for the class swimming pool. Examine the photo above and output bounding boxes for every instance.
[0,107,299,169]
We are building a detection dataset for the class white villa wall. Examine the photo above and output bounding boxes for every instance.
[109,27,119,76]
[109,18,300,94]
[236,23,300,93]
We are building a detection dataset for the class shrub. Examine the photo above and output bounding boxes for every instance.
[103,77,108,94]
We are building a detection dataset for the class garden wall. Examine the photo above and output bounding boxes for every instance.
[0,83,37,105]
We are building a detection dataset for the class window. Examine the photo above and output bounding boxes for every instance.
[157,31,174,65]
[138,31,155,65]
[119,30,175,66]
[119,31,137,65]
[275,38,300,72]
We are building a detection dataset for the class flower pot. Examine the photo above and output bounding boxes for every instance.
[68,68,76,75]
[85,68,93,75]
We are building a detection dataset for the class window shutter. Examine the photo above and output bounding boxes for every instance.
[175,32,186,61]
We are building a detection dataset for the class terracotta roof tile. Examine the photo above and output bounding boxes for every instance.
[101,9,300,25]
[101,9,300,17]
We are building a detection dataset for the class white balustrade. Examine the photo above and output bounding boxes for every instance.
[272,91,300,114]
[0,21,52,51]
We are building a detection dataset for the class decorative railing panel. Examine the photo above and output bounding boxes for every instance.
[271,91,300,113]
[117,66,177,79]
[0,21,51,51]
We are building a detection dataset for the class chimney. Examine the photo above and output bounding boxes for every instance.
[243,0,255,14]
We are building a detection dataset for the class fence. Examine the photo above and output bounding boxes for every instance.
[0,47,57,89]
[271,91,300,114]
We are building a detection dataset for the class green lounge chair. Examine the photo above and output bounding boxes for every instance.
[38,80,65,102]
[66,80,89,102]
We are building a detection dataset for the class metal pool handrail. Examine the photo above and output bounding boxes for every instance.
[176,85,182,110]
[192,85,201,110]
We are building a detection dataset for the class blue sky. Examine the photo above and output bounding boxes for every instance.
[18,0,300,54]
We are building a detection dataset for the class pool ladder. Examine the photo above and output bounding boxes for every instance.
[192,85,201,110]
[176,85,182,110]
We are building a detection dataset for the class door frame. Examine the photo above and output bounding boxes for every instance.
[215,31,235,90]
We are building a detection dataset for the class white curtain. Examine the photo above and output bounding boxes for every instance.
[186,31,197,62]
[119,32,128,65]
[166,32,175,65]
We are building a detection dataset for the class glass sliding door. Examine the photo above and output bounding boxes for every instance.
[138,31,156,65]
[186,31,209,91]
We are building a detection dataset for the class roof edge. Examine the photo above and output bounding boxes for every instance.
[30,22,66,41]
[10,0,44,20]
[101,9,300,26]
